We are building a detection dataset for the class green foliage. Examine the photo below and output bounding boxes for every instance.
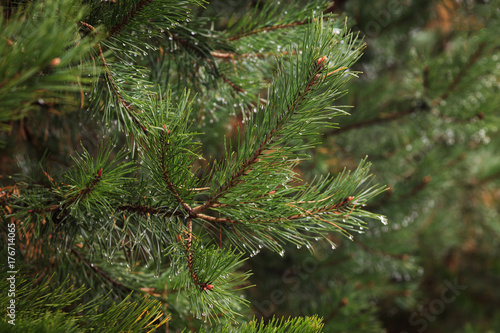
[0,0,99,137]
[0,270,166,332]
[201,315,325,332]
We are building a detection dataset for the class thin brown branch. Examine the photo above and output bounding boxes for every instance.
[313,214,347,233]
[329,42,486,137]
[228,18,316,41]
[108,0,154,36]
[220,72,246,94]
[29,169,102,217]
[71,248,133,292]
[69,168,102,204]
[197,213,237,224]
[182,217,212,290]
[185,217,198,285]
[355,240,409,260]
[80,21,148,134]
[192,195,353,227]
[118,203,183,217]
[323,297,349,325]
[435,41,486,104]
[160,127,194,215]
[211,50,296,60]
[329,108,421,136]
[279,197,353,230]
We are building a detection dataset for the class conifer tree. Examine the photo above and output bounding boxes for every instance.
[0,0,387,331]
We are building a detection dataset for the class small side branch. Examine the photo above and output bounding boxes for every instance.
[71,249,133,292]
[108,0,154,36]
[69,168,102,204]
[211,50,296,60]
[228,18,318,41]
[181,217,212,291]
[355,240,409,260]
[79,21,148,134]
[160,127,194,215]
[436,41,486,103]
[29,169,102,218]
[185,217,198,285]
[323,297,349,325]
[329,108,423,136]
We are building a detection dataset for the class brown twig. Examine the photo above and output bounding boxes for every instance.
[330,42,486,137]
[68,168,103,204]
[355,240,409,260]
[228,18,317,41]
[160,126,194,215]
[323,297,349,325]
[330,108,422,136]
[108,0,154,36]
[185,217,198,284]
[435,41,486,104]
[80,21,147,134]
[211,50,296,60]
[182,217,212,291]
[29,169,102,216]
[71,248,133,292]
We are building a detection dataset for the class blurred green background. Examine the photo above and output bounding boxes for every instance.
[212,0,500,332]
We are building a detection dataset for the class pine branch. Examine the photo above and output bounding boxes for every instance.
[196,196,355,227]
[192,59,326,215]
